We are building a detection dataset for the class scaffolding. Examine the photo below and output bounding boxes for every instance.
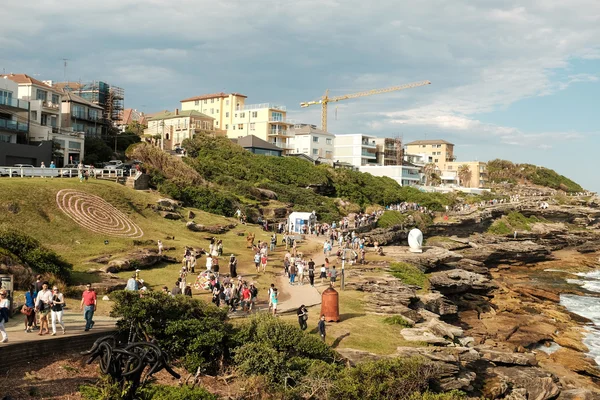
[57,80,124,127]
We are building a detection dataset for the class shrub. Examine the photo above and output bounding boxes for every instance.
[390,262,429,290]
[377,211,408,229]
[80,380,217,400]
[487,212,539,235]
[0,228,72,282]
[410,391,467,400]
[383,315,412,328]
[330,357,438,400]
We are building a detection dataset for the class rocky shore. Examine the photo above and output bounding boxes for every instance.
[347,196,600,399]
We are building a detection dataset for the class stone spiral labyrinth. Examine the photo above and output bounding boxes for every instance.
[56,189,144,238]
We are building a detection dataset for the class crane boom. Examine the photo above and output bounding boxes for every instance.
[300,80,431,132]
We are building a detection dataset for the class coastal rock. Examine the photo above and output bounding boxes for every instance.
[479,349,538,366]
[361,225,407,246]
[89,254,112,264]
[156,198,180,209]
[417,292,458,317]
[512,286,560,302]
[345,278,419,316]
[401,327,448,345]
[460,240,552,265]
[186,221,237,234]
[256,188,278,200]
[104,249,167,273]
[400,318,463,345]
[549,349,600,379]
[558,389,597,400]
[0,256,35,290]
[491,366,561,400]
[160,211,182,220]
[429,269,496,294]
[383,246,463,272]
[447,258,489,274]
[188,210,196,219]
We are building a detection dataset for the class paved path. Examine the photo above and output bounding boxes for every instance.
[1,308,116,346]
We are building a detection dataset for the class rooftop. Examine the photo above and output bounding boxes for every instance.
[232,135,282,152]
[148,110,214,121]
[61,91,103,109]
[290,125,335,137]
[1,74,61,93]
[180,92,247,102]
[405,139,454,146]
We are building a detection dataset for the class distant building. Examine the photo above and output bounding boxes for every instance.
[53,80,124,135]
[359,165,422,186]
[374,137,403,166]
[333,134,378,168]
[404,139,456,169]
[0,75,30,145]
[289,124,335,161]
[445,161,488,188]
[118,108,145,132]
[232,135,283,157]
[144,109,217,151]
[180,92,293,154]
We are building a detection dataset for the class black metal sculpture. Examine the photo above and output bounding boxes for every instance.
[82,335,180,399]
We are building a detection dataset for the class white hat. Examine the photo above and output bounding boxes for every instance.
[140,286,147,291]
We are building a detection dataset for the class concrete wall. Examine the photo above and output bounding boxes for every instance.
[0,140,52,166]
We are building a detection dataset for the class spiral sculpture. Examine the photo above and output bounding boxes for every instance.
[56,189,144,238]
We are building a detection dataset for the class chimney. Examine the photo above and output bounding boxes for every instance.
[175,108,179,115]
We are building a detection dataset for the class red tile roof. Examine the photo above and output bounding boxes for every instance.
[1,74,60,92]
[180,92,247,102]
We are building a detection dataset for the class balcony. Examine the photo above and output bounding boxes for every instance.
[271,141,294,150]
[42,101,60,112]
[361,140,377,148]
[268,129,293,137]
[0,119,28,132]
[71,112,101,122]
[241,103,286,112]
[361,150,377,158]
[0,97,29,110]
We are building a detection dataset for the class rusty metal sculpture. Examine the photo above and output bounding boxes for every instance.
[82,335,180,400]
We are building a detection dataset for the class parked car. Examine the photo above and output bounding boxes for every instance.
[104,160,124,170]
[0,167,18,177]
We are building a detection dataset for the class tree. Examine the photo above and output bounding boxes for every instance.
[83,137,114,165]
[457,164,472,187]
[423,163,439,186]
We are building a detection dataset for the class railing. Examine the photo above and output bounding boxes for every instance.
[0,167,136,179]
[361,150,376,158]
[362,140,376,147]
[0,119,28,132]
[271,142,294,150]
[268,130,289,136]
[42,101,60,111]
[241,103,286,111]
[0,97,29,110]
[71,112,101,122]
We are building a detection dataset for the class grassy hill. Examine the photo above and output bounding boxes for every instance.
[487,159,583,192]
[0,179,271,289]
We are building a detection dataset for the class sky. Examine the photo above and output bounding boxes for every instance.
[1,0,599,191]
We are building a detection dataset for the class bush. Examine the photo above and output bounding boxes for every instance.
[377,211,408,229]
[383,315,412,328]
[80,380,217,400]
[487,212,540,235]
[0,228,72,282]
[390,262,429,290]
[330,357,438,400]
[410,391,467,400]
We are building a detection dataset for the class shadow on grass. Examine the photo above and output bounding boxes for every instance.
[331,332,351,348]
[339,313,365,321]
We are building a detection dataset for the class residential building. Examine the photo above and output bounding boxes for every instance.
[118,108,145,132]
[374,137,403,166]
[404,139,456,169]
[180,92,294,153]
[61,92,103,138]
[333,134,378,167]
[359,165,422,186]
[0,76,30,145]
[53,80,124,135]
[232,135,282,157]
[289,124,335,161]
[144,109,216,151]
[444,161,488,188]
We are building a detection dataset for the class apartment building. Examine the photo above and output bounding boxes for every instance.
[144,109,216,151]
[180,92,293,153]
[289,124,335,160]
[118,108,145,132]
[333,134,378,167]
[61,92,103,138]
[404,139,456,169]
[0,76,29,145]
[359,165,422,186]
[445,161,488,188]
[374,137,402,166]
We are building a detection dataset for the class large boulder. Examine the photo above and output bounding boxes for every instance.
[105,249,166,273]
[490,366,561,400]
[383,246,463,272]
[429,269,497,295]
[0,254,35,290]
[460,240,552,265]
[417,292,458,317]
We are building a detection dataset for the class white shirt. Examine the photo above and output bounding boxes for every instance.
[206,257,213,269]
[37,289,53,305]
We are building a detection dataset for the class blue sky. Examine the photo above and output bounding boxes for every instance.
[1,0,599,191]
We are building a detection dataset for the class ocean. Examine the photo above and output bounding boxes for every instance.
[560,270,600,365]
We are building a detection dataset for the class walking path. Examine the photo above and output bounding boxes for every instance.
[1,309,116,346]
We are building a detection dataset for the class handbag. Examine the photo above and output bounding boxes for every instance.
[21,305,33,316]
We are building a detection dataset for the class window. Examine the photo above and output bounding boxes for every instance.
[226,112,229,117]
[235,113,237,118]
[216,109,219,113]
[31,110,37,120]
[215,121,219,126]
[69,141,81,150]
[326,138,333,145]
[252,111,258,118]
[36,89,48,101]
[51,94,60,104]
[204,100,207,104]
[434,159,439,162]
[240,112,245,118]
[448,166,453,170]
[0,90,12,105]
[233,125,236,130]
[313,137,319,143]
[41,114,48,126]
[195,100,199,105]
[312,149,319,155]
[0,134,12,143]
[238,124,243,129]
[54,139,66,149]
[72,105,85,118]
[225,124,229,129]
[422,145,426,148]
[271,112,283,122]
[250,123,255,131]
[211,98,214,103]
[210,108,214,114]
[226,100,229,106]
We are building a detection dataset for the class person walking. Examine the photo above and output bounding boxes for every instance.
[271,288,278,316]
[260,254,268,273]
[50,286,65,335]
[0,290,10,343]
[157,240,164,255]
[297,305,308,330]
[320,264,327,285]
[318,315,326,342]
[24,285,36,332]
[308,259,315,287]
[80,284,97,332]
[254,252,261,273]
[229,254,238,278]
[36,282,52,336]
[329,265,338,287]
[289,262,297,285]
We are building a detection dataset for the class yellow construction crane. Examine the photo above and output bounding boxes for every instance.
[300,80,431,132]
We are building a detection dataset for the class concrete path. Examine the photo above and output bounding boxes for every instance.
[1,308,116,346]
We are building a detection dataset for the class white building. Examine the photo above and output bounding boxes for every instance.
[333,133,378,168]
[359,165,422,186]
[289,124,335,161]
[0,76,29,144]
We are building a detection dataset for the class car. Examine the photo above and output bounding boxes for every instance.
[104,160,124,170]
[0,167,18,177]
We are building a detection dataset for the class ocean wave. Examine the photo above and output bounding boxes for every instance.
[561,293,600,365]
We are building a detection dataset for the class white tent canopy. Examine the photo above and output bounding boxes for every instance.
[288,211,317,233]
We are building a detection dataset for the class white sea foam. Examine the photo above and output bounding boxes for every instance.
[561,293,600,365]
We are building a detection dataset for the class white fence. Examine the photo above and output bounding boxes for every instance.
[0,166,135,179]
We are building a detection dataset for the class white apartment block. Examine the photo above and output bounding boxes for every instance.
[180,92,293,154]
[289,124,335,160]
[359,165,422,186]
[333,134,378,167]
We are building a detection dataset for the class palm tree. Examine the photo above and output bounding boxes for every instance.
[423,163,439,186]
[458,164,472,187]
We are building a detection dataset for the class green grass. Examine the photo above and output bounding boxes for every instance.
[383,315,412,328]
[389,262,429,291]
[376,211,408,228]
[487,211,540,235]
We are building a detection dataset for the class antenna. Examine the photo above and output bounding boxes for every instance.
[61,58,70,81]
